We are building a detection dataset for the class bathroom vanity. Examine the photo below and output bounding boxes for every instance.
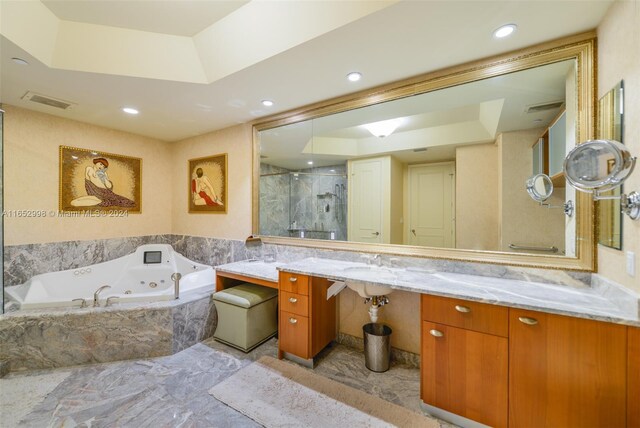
[215,258,640,428]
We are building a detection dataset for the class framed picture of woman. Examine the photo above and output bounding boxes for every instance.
[188,153,227,214]
[59,146,142,213]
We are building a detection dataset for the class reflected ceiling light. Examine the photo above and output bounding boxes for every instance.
[347,72,362,82]
[362,119,402,138]
[11,57,29,66]
[493,24,517,39]
[261,100,274,107]
[122,107,139,115]
[307,161,314,165]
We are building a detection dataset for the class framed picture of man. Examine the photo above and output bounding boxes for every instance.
[188,153,227,214]
[59,146,142,213]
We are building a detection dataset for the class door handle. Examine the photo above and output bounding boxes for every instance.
[411,229,416,236]
[289,317,298,324]
[289,277,298,283]
[288,297,298,303]
[429,329,444,337]
[372,232,380,236]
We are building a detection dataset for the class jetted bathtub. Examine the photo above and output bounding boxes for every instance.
[5,244,214,310]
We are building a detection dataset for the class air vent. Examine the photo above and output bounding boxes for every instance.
[525,101,564,113]
[413,148,428,153]
[21,91,76,110]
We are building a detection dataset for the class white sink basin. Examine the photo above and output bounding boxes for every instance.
[342,266,395,298]
[346,281,393,298]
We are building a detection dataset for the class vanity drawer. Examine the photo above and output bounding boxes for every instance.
[421,294,508,337]
[279,272,309,295]
[280,291,309,317]
[279,310,309,359]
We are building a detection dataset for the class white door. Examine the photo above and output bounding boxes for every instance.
[349,158,383,243]
[408,163,455,247]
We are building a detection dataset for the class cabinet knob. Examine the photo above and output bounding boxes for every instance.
[518,316,538,326]
[288,297,298,303]
[429,329,444,337]
[455,305,471,313]
[289,317,298,324]
[372,231,380,236]
[289,277,298,283]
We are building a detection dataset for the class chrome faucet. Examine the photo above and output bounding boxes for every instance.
[372,254,383,267]
[171,273,182,300]
[93,285,112,307]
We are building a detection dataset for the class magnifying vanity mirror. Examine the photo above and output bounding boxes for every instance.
[564,139,639,220]
[253,34,596,271]
[526,174,554,202]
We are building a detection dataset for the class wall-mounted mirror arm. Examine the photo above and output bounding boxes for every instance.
[564,140,639,220]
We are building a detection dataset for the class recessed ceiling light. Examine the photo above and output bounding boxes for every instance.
[11,57,29,66]
[493,24,517,39]
[347,72,362,82]
[122,107,139,115]
[307,161,314,165]
[261,100,274,107]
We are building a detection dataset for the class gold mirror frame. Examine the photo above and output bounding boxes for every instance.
[252,32,596,272]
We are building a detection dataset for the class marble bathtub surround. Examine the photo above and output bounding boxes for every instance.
[0,287,216,372]
[279,258,640,326]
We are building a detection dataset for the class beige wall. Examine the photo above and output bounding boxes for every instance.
[171,124,253,240]
[339,288,420,354]
[456,143,499,251]
[390,155,404,245]
[498,129,566,253]
[3,105,172,245]
[597,0,640,291]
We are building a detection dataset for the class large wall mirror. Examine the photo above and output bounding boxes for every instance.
[597,81,624,250]
[253,34,595,271]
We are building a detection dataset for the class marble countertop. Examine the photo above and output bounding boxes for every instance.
[215,258,640,326]
[215,259,283,283]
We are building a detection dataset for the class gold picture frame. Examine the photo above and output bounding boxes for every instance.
[59,146,142,213]
[188,153,227,214]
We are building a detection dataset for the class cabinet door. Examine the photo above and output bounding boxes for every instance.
[630,327,640,428]
[421,322,508,428]
[279,310,309,359]
[509,310,626,428]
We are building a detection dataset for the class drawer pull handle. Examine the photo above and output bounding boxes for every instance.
[288,297,298,303]
[455,305,471,313]
[429,329,444,337]
[289,277,298,283]
[518,316,538,326]
[289,317,298,324]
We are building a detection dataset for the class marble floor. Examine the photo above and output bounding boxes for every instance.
[1,338,451,427]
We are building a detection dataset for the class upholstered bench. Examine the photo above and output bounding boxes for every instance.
[212,283,278,352]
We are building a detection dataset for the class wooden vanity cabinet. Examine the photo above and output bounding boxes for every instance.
[421,295,509,428]
[630,327,640,428]
[509,309,627,428]
[278,273,336,361]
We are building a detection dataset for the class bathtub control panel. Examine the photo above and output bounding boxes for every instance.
[143,251,162,264]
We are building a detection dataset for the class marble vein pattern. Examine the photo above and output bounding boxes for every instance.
[0,290,216,372]
[279,258,640,326]
[1,338,454,428]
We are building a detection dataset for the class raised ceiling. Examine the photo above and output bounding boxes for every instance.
[0,1,612,142]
